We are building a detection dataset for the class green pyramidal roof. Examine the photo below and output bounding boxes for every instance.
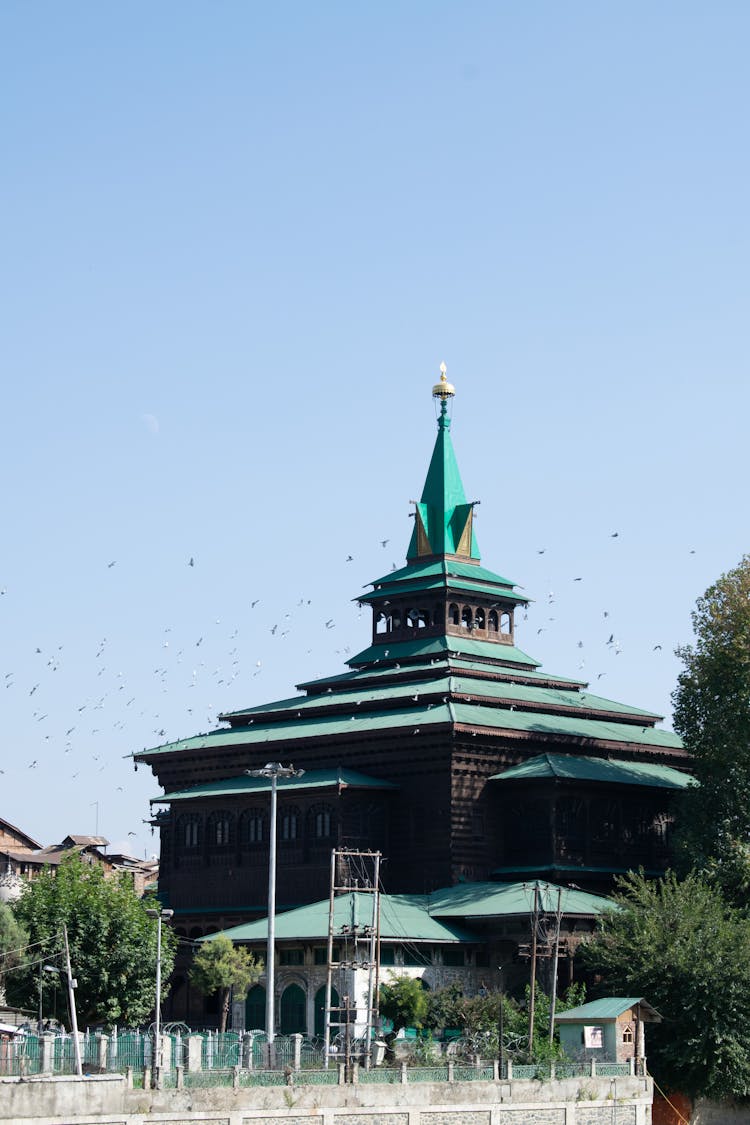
[407,404,480,561]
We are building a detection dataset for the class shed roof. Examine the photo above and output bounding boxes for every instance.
[555,997,662,1023]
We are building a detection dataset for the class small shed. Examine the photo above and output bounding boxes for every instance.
[555,997,661,1063]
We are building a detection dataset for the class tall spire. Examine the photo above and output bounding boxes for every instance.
[406,364,480,562]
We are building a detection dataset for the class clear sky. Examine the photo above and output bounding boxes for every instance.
[2,2,748,860]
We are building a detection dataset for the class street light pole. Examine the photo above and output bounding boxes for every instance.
[146,907,174,1087]
[246,762,304,1047]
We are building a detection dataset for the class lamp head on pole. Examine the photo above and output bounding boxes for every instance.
[246,762,305,781]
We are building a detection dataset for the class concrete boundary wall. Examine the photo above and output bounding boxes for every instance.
[0,1074,653,1125]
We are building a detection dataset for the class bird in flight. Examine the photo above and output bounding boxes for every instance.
[380,539,389,548]
[189,557,195,567]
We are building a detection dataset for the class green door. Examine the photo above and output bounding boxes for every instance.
[314,985,339,1038]
[280,984,306,1034]
[245,985,266,1031]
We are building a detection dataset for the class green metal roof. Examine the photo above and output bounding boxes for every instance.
[370,558,521,594]
[555,998,661,1023]
[425,880,614,920]
[204,879,613,946]
[450,701,683,750]
[490,753,693,789]
[404,407,480,562]
[295,659,584,693]
[207,891,476,945]
[221,678,662,728]
[152,767,398,805]
[348,635,541,669]
[135,704,452,759]
[136,681,681,762]
[357,578,529,606]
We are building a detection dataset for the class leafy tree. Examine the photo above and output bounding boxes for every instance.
[581,869,750,1099]
[8,855,177,1027]
[189,935,262,1032]
[672,555,750,897]
[0,902,28,1006]
[423,981,585,1061]
[379,974,429,1060]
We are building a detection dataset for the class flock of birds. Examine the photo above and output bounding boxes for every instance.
[2,529,692,855]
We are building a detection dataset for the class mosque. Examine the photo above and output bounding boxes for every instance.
[135,368,691,1030]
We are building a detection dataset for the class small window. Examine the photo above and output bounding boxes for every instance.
[449,604,460,626]
[474,607,485,630]
[402,947,431,967]
[501,612,512,634]
[280,948,304,966]
[443,948,465,967]
[488,610,499,632]
[281,812,298,841]
[461,606,473,630]
[475,951,490,968]
[316,810,331,838]
[622,1025,634,1044]
[380,946,395,966]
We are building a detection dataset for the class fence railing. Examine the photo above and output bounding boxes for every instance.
[0,1030,641,1085]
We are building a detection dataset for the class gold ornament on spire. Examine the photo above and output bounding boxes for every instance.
[432,361,455,400]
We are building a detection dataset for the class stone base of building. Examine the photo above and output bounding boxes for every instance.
[0,1072,653,1125]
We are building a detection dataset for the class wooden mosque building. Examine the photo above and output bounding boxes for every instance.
[134,369,692,1027]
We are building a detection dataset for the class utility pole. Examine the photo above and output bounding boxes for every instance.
[62,925,82,1077]
[527,883,539,1054]
[548,886,563,1045]
[246,762,305,1048]
[324,849,381,1071]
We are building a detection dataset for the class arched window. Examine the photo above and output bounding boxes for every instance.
[316,809,332,838]
[500,612,512,634]
[375,611,388,635]
[417,608,430,628]
[449,603,460,626]
[280,807,300,842]
[461,606,473,630]
[406,608,419,629]
[240,807,266,846]
[179,815,201,849]
[474,607,486,631]
[207,810,233,848]
[488,609,499,632]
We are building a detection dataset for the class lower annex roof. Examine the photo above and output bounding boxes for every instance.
[203,880,614,946]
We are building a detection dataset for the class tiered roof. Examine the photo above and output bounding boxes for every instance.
[136,368,686,778]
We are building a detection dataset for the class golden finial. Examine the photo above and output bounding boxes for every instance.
[432,361,455,400]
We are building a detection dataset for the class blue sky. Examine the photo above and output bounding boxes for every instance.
[2,2,748,859]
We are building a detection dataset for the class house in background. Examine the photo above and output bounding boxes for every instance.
[0,821,158,899]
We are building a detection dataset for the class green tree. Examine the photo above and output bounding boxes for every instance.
[0,902,28,1006]
[189,935,262,1032]
[581,869,750,1099]
[672,555,750,896]
[423,982,585,1061]
[8,855,177,1027]
[379,974,429,1059]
